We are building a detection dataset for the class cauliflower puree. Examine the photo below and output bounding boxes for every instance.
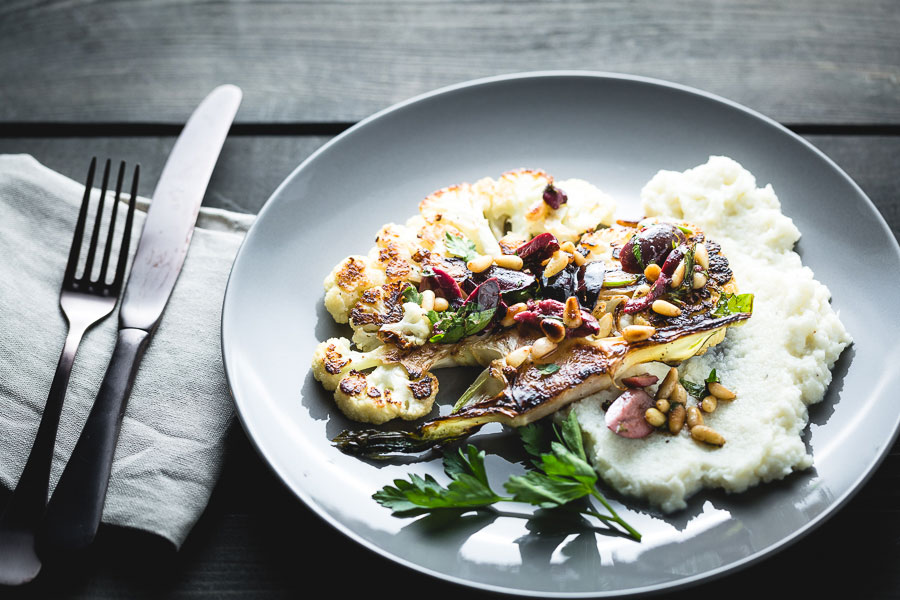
[573,156,852,512]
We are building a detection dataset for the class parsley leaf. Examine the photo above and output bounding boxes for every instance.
[445,232,479,263]
[373,411,642,541]
[401,284,422,305]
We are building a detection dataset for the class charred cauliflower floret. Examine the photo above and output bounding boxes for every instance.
[485,170,615,243]
[418,183,501,256]
[366,223,427,284]
[323,256,386,323]
[334,365,438,424]
[311,337,439,424]
[379,302,432,349]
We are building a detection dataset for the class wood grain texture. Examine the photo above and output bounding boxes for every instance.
[0,133,898,599]
[0,0,898,125]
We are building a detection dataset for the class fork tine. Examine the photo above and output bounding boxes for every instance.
[97,161,126,287]
[81,159,111,284]
[63,157,97,286]
[111,164,139,293]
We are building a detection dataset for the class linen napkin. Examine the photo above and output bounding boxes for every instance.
[0,154,254,548]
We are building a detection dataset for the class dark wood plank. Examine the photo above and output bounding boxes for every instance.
[1,133,898,598]
[0,0,898,125]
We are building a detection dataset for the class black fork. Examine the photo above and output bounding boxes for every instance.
[0,158,139,586]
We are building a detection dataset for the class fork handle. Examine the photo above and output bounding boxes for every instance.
[0,326,85,585]
[39,327,151,553]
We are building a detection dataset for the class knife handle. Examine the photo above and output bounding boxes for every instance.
[40,328,151,553]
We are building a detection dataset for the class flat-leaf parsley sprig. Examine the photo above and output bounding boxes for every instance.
[373,411,641,541]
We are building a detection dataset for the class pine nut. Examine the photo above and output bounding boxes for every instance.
[645,407,666,427]
[656,367,679,400]
[671,382,688,405]
[622,325,656,343]
[494,254,524,270]
[694,243,709,270]
[670,260,686,288]
[701,395,717,413]
[652,299,682,317]
[543,251,570,278]
[467,254,494,273]
[668,404,686,433]
[560,241,577,254]
[433,297,449,312]
[692,272,708,289]
[633,284,652,298]
[501,302,528,327]
[573,251,587,266]
[563,297,583,329]
[595,313,613,338]
[691,425,725,446]
[531,336,558,360]
[644,263,661,282]
[540,318,566,343]
[656,398,671,413]
[420,289,436,311]
[708,382,736,400]
[506,345,531,368]
[686,406,704,428]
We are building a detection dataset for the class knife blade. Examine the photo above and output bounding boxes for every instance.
[40,85,242,552]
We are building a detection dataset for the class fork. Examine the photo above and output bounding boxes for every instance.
[0,158,138,586]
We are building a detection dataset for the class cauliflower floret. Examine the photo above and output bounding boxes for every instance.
[486,170,615,243]
[334,364,438,424]
[418,183,501,256]
[485,169,552,241]
[367,223,427,283]
[311,337,438,424]
[311,337,390,390]
[552,178,615,238]
[379,302,432,349]
[323,256,386,323]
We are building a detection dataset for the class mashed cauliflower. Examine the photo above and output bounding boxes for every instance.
[574,156,852,512]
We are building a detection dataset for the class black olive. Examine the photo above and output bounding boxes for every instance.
[576,261,606,308]
[540,264,579,302]
[620,223,686,273]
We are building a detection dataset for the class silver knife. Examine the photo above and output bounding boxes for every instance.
[40,85,242,551]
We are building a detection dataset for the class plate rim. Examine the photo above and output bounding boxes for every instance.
[221,70,900,598]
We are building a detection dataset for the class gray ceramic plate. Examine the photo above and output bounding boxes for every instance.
[221,72,900,597]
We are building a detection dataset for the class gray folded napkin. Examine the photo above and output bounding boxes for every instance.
[0,154,254,547]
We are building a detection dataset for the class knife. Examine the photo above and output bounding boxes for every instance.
[40,85,242,552]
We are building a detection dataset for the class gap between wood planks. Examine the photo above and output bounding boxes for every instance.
[2,123,900,138]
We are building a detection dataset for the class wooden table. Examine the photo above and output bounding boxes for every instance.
[2,1,898,597]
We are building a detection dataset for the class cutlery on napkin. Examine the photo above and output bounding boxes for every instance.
[0,144,252,549]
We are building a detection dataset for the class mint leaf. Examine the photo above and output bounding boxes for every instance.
[535,363,560,376]
[713,292,754,317]
[429,304,496,344]
[445,232,479,263]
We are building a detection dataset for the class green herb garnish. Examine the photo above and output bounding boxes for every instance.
[631,243,643,269]
[445,232,479,263]
[373,411,641,542]
[401,284,423,305]
[712,292,755,316]
[602,274,639,288]
[428,302,496,344]
[680,368,722,399]
[535,363,560,376]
